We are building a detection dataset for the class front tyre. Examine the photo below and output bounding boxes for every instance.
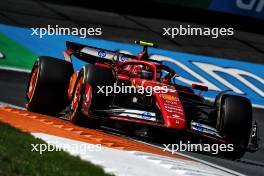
[219,95,252,159]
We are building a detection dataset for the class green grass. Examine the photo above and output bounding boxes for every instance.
[0,122,113,176]
[0,32,37,70]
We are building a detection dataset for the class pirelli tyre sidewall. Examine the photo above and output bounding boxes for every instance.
[26,56,73,115]
[68,71,84,124]
[68,64,115,125]
[83,64,115,110]
[219,94,252,158]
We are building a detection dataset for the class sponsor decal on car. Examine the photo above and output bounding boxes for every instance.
[80,47,114,60]
[164,100,178,105]
[97,50,106,58]
[159,94,177,101]
[191,121,221,137]
[172,114,180,119]
[119,54,129,62]
[141,111,152,120]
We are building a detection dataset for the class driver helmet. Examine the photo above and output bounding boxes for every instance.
[133,65,152,79]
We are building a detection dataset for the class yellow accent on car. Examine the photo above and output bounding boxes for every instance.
[135,41,154,47]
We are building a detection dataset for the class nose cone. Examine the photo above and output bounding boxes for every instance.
[156,93,186,129]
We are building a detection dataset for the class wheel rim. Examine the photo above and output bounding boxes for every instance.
[27,66,38,100]
[71,76,83,113]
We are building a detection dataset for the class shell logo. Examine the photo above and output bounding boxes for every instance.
[160,94,177,101]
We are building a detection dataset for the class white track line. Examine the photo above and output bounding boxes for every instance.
[0,66,30,73]
[32,133,241,176]
[252,104,264,109]
[128,139,245,176]
[0,101,26,110]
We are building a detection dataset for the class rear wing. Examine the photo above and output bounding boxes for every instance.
[66,41,137,64]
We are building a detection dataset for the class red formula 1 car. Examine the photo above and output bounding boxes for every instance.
[26,41,258,158]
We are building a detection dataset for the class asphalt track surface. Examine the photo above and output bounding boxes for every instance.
[1,63,264,176]
[0,0,264,175]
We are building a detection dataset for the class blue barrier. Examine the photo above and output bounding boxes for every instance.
[0,24,263,107]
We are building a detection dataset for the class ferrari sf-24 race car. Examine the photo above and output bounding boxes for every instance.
[26,40,259,158]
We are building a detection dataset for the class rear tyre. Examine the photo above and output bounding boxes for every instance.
[26,56,73,115]
[219,95,252,159]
